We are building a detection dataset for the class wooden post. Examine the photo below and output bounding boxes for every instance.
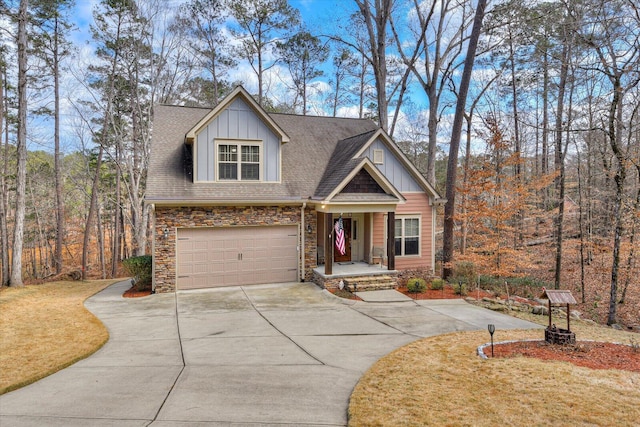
[325,213,333,275]
[548,299,552,329]
[567,303,570,332]
[387,212,395,270]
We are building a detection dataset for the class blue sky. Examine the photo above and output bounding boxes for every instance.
[44,0,459,153]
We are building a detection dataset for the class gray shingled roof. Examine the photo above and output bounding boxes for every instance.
[147,105,392,203]
[313,130,378,199]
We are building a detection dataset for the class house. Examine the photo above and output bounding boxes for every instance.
[146,86,443,293]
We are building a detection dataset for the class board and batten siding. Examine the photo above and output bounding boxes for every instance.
[195,98,281,182]
[363,138,422,192]
[372,192,434,270]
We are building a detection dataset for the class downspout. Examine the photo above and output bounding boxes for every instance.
[301,202,306,282]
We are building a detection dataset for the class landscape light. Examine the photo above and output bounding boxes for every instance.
[488,324,496,357]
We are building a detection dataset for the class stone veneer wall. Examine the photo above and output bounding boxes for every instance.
[395,267,437,287]
[153,205,317,293]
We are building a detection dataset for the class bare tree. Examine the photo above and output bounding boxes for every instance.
[442,0,488,280]
[9,0,29,287]
[227,0,300,106]
[577,0,640,325]
[276,30,329,114]
[0,46,10,286]
[31,0,75,275]
[173,0,234,106]
[392,0,473,185]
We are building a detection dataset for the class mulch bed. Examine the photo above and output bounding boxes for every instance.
[397,285,494,300]
[123,285,152,298]
[492,340,640,372]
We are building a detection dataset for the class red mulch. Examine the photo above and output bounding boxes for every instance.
[492,340,640,372]
[123,285,152,298]
[397,285,494,300]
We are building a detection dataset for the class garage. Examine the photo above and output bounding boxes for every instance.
[176,225,299,290]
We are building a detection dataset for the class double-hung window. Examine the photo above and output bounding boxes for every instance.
[217,142,261,181]
[395,216,420,256]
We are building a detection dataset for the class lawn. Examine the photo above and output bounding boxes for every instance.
[349,310,640,426]
[0,280,117,394]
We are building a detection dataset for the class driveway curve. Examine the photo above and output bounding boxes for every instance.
[0,280,539,426]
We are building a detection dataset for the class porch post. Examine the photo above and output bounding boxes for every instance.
[387,211,395,270]
[325,212,333,275]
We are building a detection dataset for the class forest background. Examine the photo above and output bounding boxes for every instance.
[0,0,638,329]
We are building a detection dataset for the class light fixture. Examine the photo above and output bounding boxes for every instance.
[488,324,496,357]
[162,227,169,240]
[306,224,313,234]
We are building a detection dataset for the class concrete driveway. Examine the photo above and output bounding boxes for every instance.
[0,280,539,426]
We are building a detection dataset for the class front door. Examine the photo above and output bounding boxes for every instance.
[334,218,352,263]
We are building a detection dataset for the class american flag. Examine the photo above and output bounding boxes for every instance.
[335,217,346,256]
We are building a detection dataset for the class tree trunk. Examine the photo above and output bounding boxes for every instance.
[606,75,626,326]
[0,64,9,286]
[82,145,104,280]
[553,32,571,290]
[10,0,29,287]
[53,15,65,275]
[426,88,439,186]
[619,164,639,304]
[97,198,106,279]
[541,47,550,209]
[442,0,487,280]
[355,0,391,130]
[111,148,121,277]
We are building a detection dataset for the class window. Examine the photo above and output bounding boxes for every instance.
[395,216,420,256]
[217,142,261,181]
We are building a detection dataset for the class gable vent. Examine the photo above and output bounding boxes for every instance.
[373,149,384,164]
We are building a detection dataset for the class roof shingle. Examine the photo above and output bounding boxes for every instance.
[147,104,381,203]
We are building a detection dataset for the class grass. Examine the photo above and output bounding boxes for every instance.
[0,279,117,394]
[349,310,640,426]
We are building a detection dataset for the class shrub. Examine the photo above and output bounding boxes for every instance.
[122,255,152,291]
[407,278,427,293]
[430,278,445,290]
[450,261,477,286]
[453,282,468,296]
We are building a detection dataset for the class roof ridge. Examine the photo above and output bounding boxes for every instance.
[268,112,376,122]
[156,104,214,111]
[338,128,379,143]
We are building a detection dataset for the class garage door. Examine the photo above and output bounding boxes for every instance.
[176,226,299,290]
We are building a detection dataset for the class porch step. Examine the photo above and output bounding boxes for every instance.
[344,275,397,292]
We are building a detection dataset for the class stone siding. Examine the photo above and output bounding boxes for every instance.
[153,205,318,293]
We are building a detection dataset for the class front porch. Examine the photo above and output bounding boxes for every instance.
[312,262,398,291]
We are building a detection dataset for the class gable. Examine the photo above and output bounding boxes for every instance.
[340,169,386,194]
[194,97,281,182]
[362,138,423,192]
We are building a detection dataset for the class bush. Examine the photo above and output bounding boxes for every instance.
[453,282,468,296]
[407,278,427,293]
[478,275,552,298]
[122,255,152,291]
[430,278,445,290]
[451,261,477,285]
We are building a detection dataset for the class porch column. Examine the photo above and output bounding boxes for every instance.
[387,212,395,270]
[325,212,333,275]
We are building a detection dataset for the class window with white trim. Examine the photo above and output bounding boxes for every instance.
[217,142,261,181]
[395,216,420,256]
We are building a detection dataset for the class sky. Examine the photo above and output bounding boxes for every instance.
[12,0,466,155]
